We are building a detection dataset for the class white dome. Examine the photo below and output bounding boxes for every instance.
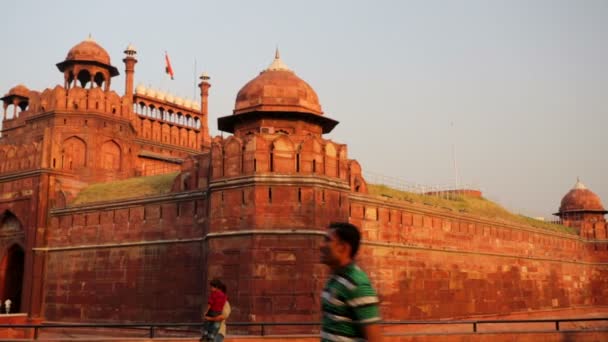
[175,97,184,106]
[166,93,175,102]
[135,84,146,95]
[192,102,201,111]
[155,90,166,101]
[125,43,137,53]
[184,98,193,108]
[147,88,157,98]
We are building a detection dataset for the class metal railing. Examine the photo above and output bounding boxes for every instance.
[363,170,480,197]
[1,317,607,339]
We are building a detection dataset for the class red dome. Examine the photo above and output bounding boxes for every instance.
[559,180,606,213]
[234,51,323,115]
[65,38,111,65]
[8,84,29,97]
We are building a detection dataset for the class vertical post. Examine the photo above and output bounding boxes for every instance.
[149,325,155,338]
[34,326,39,340]
[555,321,560,331]
[261,323,265,336]
[473,322,477,333]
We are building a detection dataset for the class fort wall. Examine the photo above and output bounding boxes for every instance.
[42,193,207,322]
[350,194,608,320]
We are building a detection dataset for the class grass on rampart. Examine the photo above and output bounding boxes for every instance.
[72,172,179,205]
[367,184,576,235]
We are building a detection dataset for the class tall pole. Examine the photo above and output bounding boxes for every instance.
[451,121,460,190]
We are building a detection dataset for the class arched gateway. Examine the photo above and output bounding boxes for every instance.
[0,213,25,313]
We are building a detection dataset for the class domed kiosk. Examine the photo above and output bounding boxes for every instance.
[56,36,119,91]
[218,50,338,135]
[554,179,607,236]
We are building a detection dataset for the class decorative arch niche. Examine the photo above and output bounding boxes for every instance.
[223,137,242,177]
[62,136,87,170]
[271,136,295,173]
[101,140,122,171]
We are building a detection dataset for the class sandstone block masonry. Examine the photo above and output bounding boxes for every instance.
[0,40,606,325]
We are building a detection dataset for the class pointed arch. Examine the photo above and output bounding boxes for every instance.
[0,243,24,313]
[223,137,243,177]
[0,211,23,234]
[211,142,224,179]
[100,140,122,171]
[300,136,324,174]
[348,160,367,193]
[325,141,337,178]
[242,134,259,174]
[77,69,92,88]
[271,135,296,173]
[93,72,106,88]
[62,136,87,170]
[0,148,6,172]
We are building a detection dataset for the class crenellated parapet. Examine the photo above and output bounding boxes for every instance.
[207,132,358,183]
[1,84,125,135]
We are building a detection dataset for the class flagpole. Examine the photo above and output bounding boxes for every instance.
[162,50,167,91]
[193,57,197,100]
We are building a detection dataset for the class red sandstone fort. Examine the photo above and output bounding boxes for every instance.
[0,38,607,330]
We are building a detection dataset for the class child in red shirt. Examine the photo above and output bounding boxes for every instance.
[202,279,227,342]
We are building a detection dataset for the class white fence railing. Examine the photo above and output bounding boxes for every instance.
[363,170,480,198]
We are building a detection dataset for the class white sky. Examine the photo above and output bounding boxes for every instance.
[1,0,607,218]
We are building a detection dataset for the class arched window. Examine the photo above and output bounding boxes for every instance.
[94,72,105,88]
[77,69,92,88]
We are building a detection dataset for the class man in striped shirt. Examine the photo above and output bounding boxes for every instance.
[320,222,382,342]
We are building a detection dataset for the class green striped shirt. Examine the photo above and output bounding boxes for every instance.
[321,263,380,341]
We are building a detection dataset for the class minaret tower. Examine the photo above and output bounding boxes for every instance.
[123,43,137,107]
[198,72,211,148]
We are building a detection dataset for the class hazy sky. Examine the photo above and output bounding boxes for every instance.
[1,0,606,218]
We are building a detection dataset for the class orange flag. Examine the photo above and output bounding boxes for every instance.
[165,52,174,80]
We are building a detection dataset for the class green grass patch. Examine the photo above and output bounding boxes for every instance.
[72,172,179,205]
[368,184,576,235]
